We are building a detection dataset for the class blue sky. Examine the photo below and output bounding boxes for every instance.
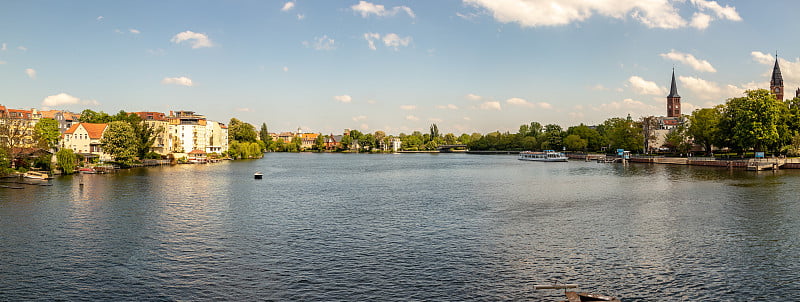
[1,1,797,135]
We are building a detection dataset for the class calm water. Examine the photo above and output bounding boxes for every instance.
[1,153,799,301]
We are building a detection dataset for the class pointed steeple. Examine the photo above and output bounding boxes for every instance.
[667,68,680,98]
[771,54,784,87]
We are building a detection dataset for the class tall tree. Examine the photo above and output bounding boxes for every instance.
[720,89,784,152]
[688,107,722,155]
[429,123,440,140]
[79,109,112,123]
[259,123,271,143]
[101,121,137,163]
[56,148,77,174]
[228,118,258,142]
[34,118,61,150]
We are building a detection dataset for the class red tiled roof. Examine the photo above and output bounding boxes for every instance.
[64,123,108,139]
[188,149,206,154]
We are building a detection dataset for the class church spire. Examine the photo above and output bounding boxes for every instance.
[666,68,681,117]
[667,68,680,98]
[771,52,784,100]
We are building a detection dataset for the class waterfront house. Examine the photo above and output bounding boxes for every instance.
[134,111,173,155]
[205,120,229,154]
[62,123,111,161]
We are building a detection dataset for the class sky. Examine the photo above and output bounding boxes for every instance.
[1,0,798,135]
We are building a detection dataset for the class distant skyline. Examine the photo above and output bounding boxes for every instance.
[1,1,798,135]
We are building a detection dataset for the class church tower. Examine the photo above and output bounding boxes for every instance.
[667,68,681,117]
[771,53,784,101]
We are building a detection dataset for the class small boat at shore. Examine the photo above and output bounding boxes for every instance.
[23,171,53,180]
[519,150,568,162]
[254,172,263,179]
[535,284,620,302]
[78,167,96,174]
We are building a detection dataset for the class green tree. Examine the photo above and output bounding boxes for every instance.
[566,124,603,152]
[429,123,440,140]
[563,134,588,151]
[599,116,643,152]
[56,148,78,174]
[34,118,61,150]
[259,123,271,144]
[101,121,137,163]
[79,109,112,123]
[688,107,722,155]
[314,134,325,151]
[664,124,691,154]
[0,147,13,175]
[229,118,258,142]
[720,89,785,153]
[541,124,564,150]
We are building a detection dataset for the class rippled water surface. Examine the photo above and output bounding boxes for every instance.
[1,153,799,301]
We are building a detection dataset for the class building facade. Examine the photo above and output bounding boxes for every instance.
[62,123,111,161]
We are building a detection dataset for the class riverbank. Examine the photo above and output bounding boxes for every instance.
[567,153,800,170]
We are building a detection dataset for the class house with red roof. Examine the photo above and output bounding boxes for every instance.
[62,123,111,161]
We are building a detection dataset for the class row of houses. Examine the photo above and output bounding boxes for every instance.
[1,106,229,162]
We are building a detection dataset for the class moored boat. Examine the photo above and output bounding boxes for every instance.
[254,172,263,179]
[23,171,53,180]
[518,150,568,162]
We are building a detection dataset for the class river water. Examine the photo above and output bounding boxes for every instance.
[1,153,798,301]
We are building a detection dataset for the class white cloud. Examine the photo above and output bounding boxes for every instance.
[282,2,295,11]
[96,16,104,21]
[42,93,99,107]
[405,115,420,121]
[691,0,742,21]
[236,108,252,112]
[364,33,412,50]
[171,31,213,49]
[161,76,194,86]
[0,61,6,65]
[129,28,141,34]
[480,101,501,110]
[17,46,27,51]
[382,33,412,50]
[297,14,305,20]
[400,105,416,110]
[591,84,609,91]
[660,50,716,72]
[464,0,741,29]
[303,35,336,51]
[592,98,658,114]
[351,1,415,18]
[436,104,459,110]
[690,12,712,30]
[359,123,370,131]
[334,95,352,103]
[364,33,380,50]
[751,51,774,65]
[678,76,744,101]
[506,97,552,109]
[282,66,289,72]
[628,76,666,95]
[465,93,482,101]
[352,115,368,122]
[1,43,6,51]
[25,68,36,79]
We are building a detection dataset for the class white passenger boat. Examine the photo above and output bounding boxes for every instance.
[518,150,568,162]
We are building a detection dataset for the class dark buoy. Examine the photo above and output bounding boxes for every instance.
[254,172,263,179]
